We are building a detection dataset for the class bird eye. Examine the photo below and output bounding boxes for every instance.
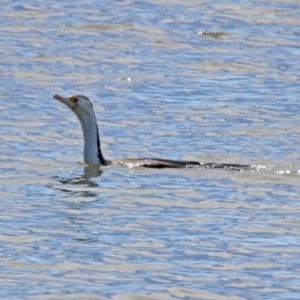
[74,98,78,102]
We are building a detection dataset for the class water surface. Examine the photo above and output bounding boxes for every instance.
[1,0,300,299]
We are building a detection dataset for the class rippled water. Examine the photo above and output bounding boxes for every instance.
[1,0,300,299]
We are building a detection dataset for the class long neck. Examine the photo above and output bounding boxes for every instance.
[77,111,106,166]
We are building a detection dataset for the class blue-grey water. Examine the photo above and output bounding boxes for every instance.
[1,0,300,299]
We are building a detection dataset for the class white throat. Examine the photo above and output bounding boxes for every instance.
[74,109,105,165]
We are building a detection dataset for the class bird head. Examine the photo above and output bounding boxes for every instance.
[53,94,94,118]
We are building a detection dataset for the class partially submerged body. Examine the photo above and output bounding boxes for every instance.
[108,158,253,170]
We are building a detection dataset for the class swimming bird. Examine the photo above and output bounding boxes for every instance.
[53,94,252,170]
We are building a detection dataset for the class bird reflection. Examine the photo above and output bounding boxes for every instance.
[54,166,102,188]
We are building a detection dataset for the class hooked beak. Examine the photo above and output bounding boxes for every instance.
[53,94,77,110]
